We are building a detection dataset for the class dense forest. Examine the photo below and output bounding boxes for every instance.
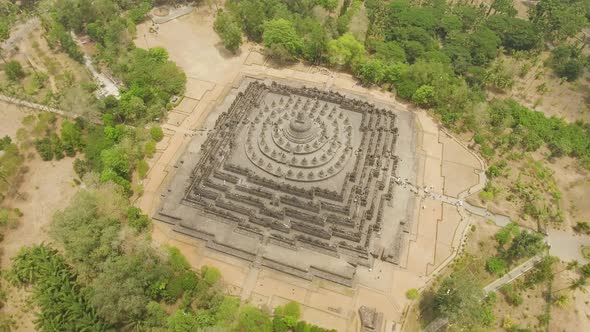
[215,0,590,169]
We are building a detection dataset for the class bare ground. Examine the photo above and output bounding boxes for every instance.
[489,53,590,124]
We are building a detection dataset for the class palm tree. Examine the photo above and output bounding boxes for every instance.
[567,260,580,271]
[552,260,579,278]
[551,276,588,295]
[570,277,588,293]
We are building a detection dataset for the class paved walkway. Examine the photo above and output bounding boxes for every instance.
[425,254,544,332]
[150,5,194,24]
[394,175,588,265]
[483,254,544,293]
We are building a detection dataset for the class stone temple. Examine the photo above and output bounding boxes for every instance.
[156,77,417,287]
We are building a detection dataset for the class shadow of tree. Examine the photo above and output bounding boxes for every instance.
[418,289,437,328]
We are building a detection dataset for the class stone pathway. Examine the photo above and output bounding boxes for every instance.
[71,33,121,99]
[394,175,588,264]
[240,267,260,301]
[483,254,544,293]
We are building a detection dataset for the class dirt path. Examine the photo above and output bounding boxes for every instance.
[1,18,39,56]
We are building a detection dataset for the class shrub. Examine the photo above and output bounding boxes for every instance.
[406,288,419,300]
[573,221,590,235]
[201,265,221,285]
[137,159,149,179]
[34,138,54,161]
[145,140,156,158]
[127,206,150,232]
[4,60,25,81]
[149,126,164,142]
[0,135,12,151]
[486,257,508,276]
[501,284,523,306]
[166,246,191,272]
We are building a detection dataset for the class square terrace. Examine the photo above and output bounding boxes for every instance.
[155,77,417,287]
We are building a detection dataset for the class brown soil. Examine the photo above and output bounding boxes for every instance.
[0,103,78,330]
[543,157,590,230]
[153,7,170,17]
[0,101,34,139]
[489,53,590,124]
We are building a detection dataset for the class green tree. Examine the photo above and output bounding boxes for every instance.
[488,0,517,17]
[549,45,584,81]
[274,301,301,320]
[127,206,150,232]
[235,305,272,332]
[148,47,169,63]
[485,15,540,51]
[486,256,508,276]
[433,273,494,330]
[101,145,131,179]
[237,0,267,42]
[495,222,520,247]
[469,28,501,65]
[327,33,365,67]
[201,265,222,285]
[263,19,303,62]
[149,126,164,142]
[353,57,386,85]
[51,185,127,277]
[556,60,583,81]
[167,310,201,331]
[412,85,435,107]
[8,245,108,330]
[373,41,407,63]
[530,0,588,41]
[303,22,329,64]
[214,296,240,327]
[214,10,243,54]
[504,231,546,261]
[61,120,83,156]
[88,247,172,327]
[4,60,25,81]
